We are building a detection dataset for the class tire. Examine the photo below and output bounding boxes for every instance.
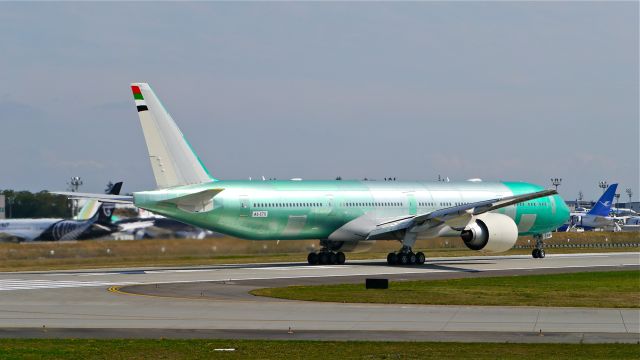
[532,249,539,258]
[307,252,318,265]
[387,253,397,265]
[399,253,409,265]
[329,252,338,265]
[416,252,426,265]
[409,253,417,265]
[336,252,346,265]
[539,249,546,258]
[319,252,329,264]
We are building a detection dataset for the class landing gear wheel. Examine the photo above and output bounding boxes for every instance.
[409,252,417,265]
[336,252,346,265]
[307,252,318,265]
[329,252,338,265]
[532,234,546,259]
[319,252,330,264]
[416,252,426,265]
[387,252,397,265]
[399,253,409,265]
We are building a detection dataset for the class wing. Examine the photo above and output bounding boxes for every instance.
[367,189,557,240]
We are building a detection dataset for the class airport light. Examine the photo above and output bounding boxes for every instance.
[577,190,583,208]
[66,176,83,217]
[550,178,562,191]
[627,188,633,203]
[67,176,83,192]
[614,193,620,206]
[598,181,608,193]
[6,196,12,219]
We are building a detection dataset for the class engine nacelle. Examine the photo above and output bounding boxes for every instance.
[460,213,518,253]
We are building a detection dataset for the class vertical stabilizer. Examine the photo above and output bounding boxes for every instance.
[95,182,123,225]
[75,182,123,221]
[131,83,215,189]
[588,183,618,217]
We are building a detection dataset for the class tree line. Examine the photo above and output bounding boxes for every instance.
[1,190,71,219]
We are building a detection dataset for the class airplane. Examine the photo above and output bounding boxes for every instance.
[620,216,640,232]
[610,207,637,217]
[561,184,620,231]
[0,182,122,242]
[55,83,570,264]
[114,214,213,239]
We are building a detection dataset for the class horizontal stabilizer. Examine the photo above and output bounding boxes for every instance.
[51,192,133,204]
[159,188,224,213]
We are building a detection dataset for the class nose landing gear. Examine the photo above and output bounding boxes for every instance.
[532,234,546,258]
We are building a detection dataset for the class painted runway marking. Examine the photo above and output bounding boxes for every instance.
[0,279,140,291]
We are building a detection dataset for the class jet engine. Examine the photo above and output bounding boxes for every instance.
[460,213,518,253]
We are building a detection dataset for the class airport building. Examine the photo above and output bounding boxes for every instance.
[0,195,4,219]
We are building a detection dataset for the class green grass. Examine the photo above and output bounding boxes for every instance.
[0,339,637,360]
[251,270,640,308]
[0,232,636,272]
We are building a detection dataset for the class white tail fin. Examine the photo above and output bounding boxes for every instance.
[131,83,215,189]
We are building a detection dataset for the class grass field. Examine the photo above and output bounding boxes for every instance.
[251,270,640,308]
[0,339,637,360]
[0,232,636,272]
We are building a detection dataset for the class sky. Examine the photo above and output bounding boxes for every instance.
[1,2,638,202]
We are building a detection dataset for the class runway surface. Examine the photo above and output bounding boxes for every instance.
[0,252,638,343]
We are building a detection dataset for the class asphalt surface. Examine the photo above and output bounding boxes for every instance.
[0,252,638,343]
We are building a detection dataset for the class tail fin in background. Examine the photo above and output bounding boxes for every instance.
[95,182,123,225]
[131,83,215,189]
[75,199,100,221]
[74,182,123,222]
[588,183,618,217]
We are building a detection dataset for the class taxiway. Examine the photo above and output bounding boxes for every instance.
[0,252,637,343]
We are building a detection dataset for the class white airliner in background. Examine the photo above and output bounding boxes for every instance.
[0,183,122,242]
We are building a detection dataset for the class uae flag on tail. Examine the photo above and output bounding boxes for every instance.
[131,85,148,112]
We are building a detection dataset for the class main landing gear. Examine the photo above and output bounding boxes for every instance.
[532,234,546,259]
[307,251,346,265]
[386,247,426,266]
[308,240,346,265]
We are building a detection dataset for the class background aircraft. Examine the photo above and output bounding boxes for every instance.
[0,183,122,242]
[56,83,569,264]
[561,183,620,231]
[621,216,640,232]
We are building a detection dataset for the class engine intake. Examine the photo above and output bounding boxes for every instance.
[460,213,518,253]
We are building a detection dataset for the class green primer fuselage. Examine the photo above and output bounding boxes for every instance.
[134,180,569,242]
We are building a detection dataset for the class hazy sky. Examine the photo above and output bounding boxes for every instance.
[1,2,638,202]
